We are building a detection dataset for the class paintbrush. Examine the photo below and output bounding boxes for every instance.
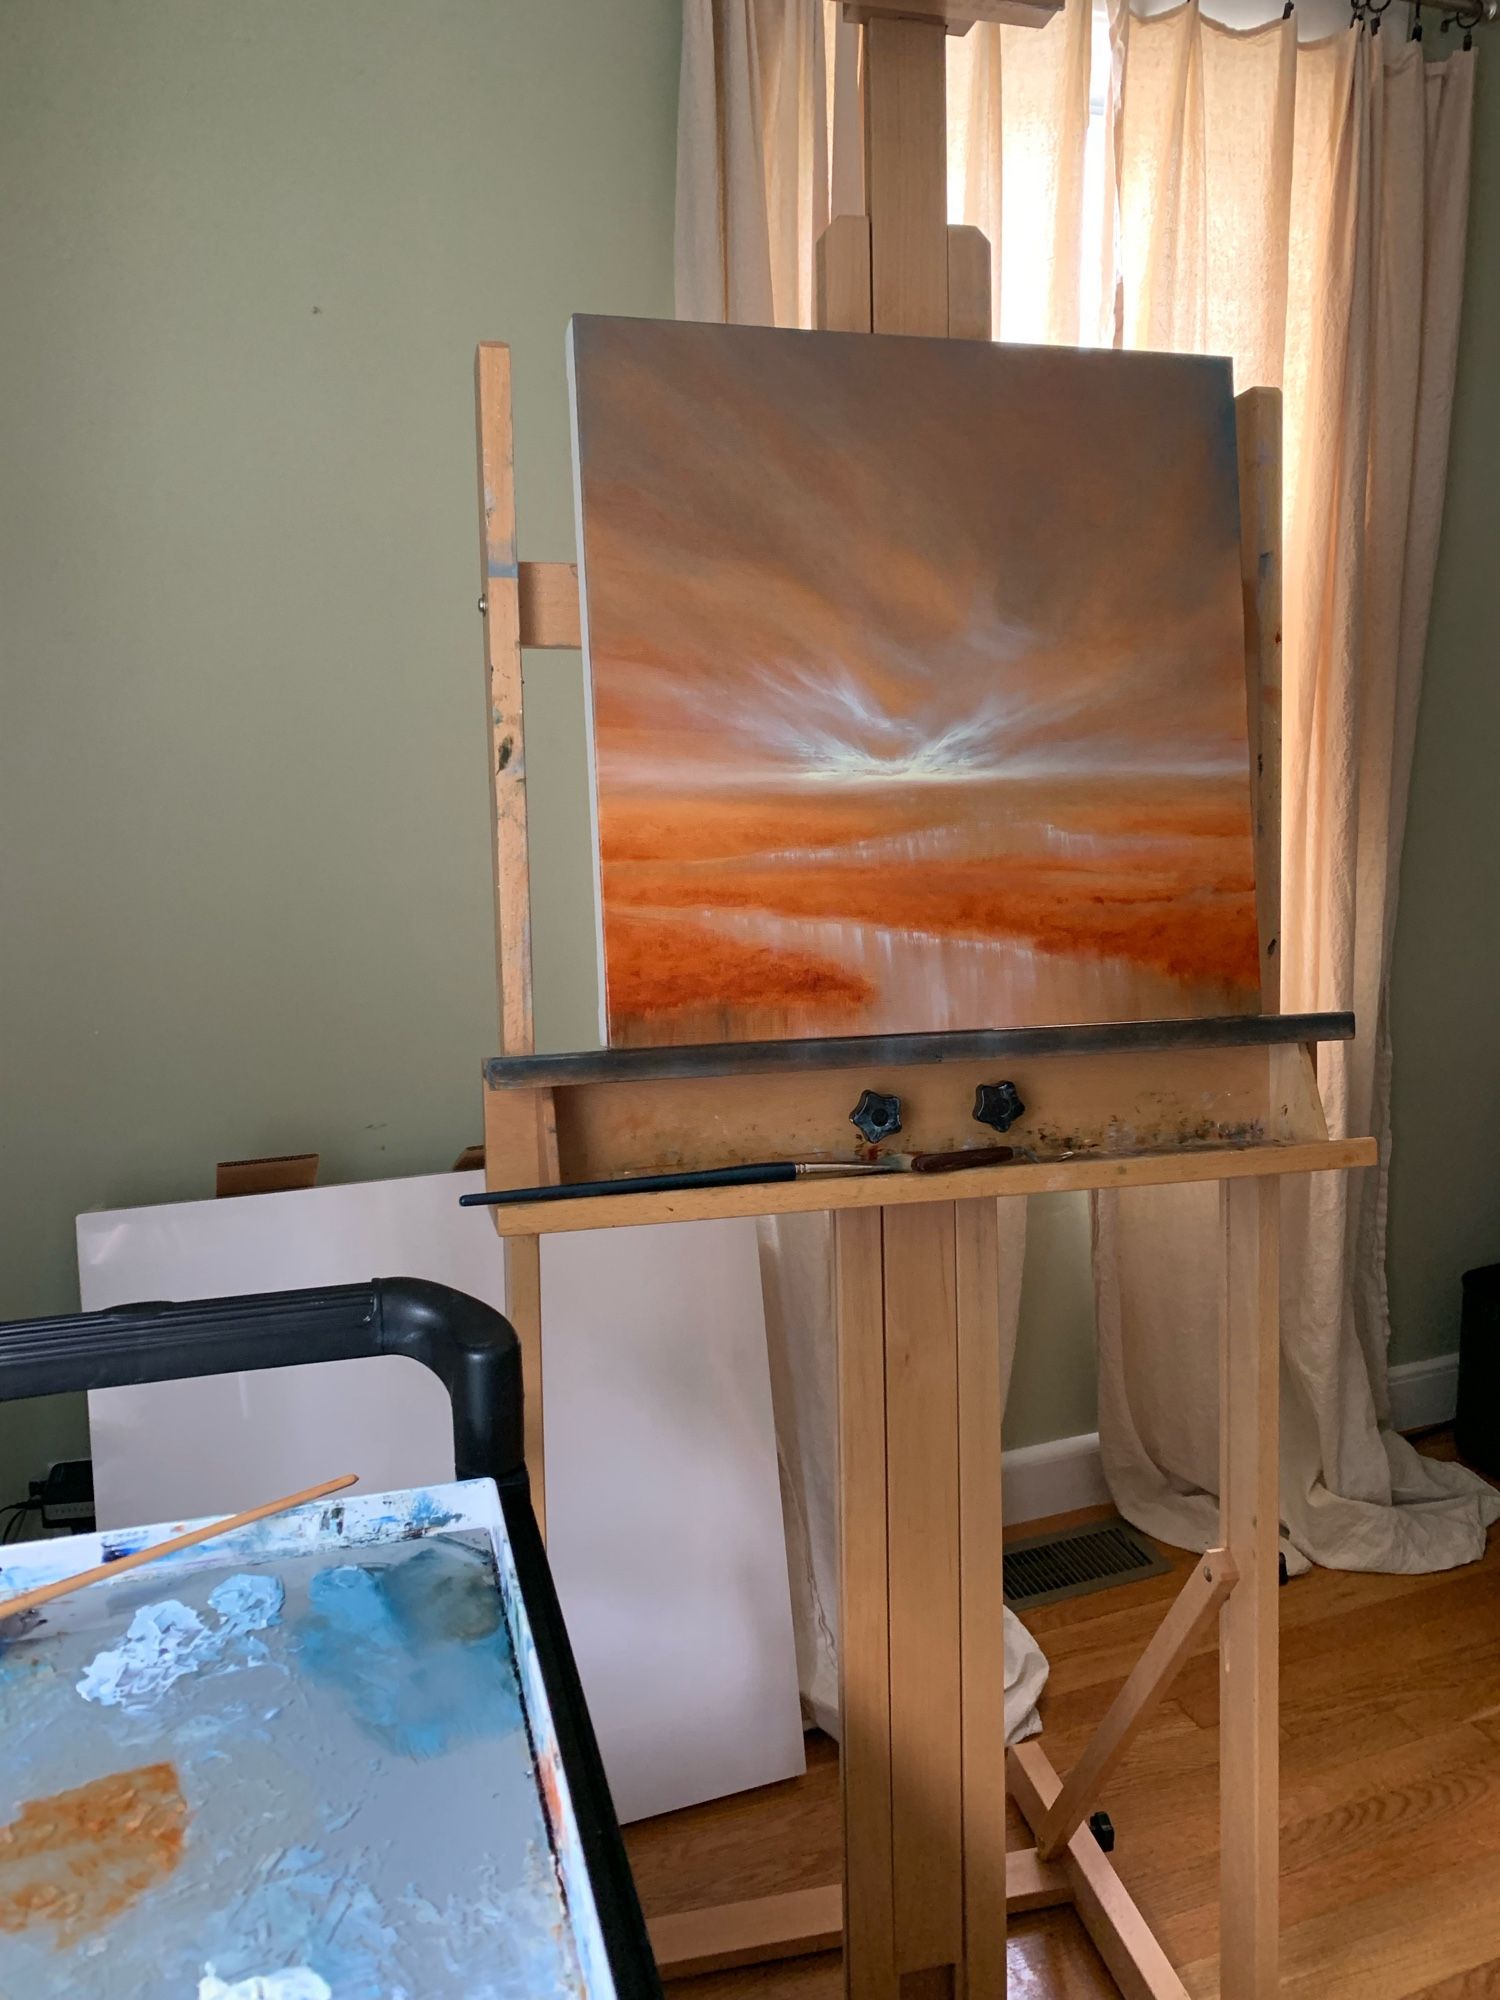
[0,1472,358,1625]
[459,1145,1026,1209]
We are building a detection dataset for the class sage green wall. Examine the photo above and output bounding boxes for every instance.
[1387,56,1500,1367]
[0,4,1488,1499]
[0,0,679,1488]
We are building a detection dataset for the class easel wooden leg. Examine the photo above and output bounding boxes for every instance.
[957,1199,1008,2000]
[1218,1176,1280,1998]
[1035,1547,1237,1863]
[505,1232,545,1537]
[837,1205,898,2000]
[1009,1742,1190,2000]
[837,1199,1010,2000]
[884,1203,963,1993]
[1002,1174,1282,2000]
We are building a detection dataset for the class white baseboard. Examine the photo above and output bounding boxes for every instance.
[1003,1431,1110,1525]
[1388,1351,1459,1433]
[999,1358,1460,1528]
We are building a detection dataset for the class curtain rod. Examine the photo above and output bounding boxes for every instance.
[1342,0,1493,33]
[1382,0,1494,23]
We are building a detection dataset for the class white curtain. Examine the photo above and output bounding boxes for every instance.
[1094,16,1497,1575]
[674,2,1495,1730]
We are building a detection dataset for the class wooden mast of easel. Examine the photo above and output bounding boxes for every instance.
[472,5,1348,1992]
[475,347,562,1538]
[817,16,1004,1997]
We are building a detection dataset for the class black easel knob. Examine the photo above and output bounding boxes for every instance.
[850,1090,903,1144]
[974,1080,1026,1133]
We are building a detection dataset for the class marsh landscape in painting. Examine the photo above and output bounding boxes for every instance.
[568,317,1260,1047]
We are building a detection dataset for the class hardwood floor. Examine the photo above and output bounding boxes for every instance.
[624,1433,1500,1999]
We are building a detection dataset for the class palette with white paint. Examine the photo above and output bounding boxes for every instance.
[0,1481,636,1999]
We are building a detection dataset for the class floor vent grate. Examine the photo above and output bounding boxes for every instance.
[1004,1516,1172,1610]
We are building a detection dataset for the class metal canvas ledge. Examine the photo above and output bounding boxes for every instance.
[484,1010,1355,1090]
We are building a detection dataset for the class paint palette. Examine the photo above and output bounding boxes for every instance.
[0,1482,622,2000]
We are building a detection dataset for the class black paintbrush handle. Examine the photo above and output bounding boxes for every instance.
[459,1161,801,1208]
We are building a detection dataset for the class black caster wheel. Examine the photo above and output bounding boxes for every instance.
[1089,1810,1116,1854]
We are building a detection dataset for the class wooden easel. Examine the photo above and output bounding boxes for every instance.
[473,7,1375,1994]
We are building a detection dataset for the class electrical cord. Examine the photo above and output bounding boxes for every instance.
[0,1498,40,1544]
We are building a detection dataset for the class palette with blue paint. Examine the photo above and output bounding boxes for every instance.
[0,1481,626,2000]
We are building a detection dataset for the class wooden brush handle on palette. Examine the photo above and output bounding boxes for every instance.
[0,1473,358,1625]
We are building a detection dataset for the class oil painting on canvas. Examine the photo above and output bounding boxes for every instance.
[568,317,1260,1048]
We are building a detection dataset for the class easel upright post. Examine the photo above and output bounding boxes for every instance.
[1218,1175,1280,1999]
[1219,382,1284,1999]
[820,13,1009,1997]
[475,345,550,1534]
[473,15,1354,1991]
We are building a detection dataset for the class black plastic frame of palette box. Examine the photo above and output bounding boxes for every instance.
[0,1277,664,2000]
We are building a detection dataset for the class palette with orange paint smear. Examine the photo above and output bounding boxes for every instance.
[0,1481,624,2000]
[568,318,1260,1049]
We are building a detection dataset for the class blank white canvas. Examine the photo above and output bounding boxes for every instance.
[540,1215,805,1819]
[76,1173,804,1821]
[78,1174,473,1517]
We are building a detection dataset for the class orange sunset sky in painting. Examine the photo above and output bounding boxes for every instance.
[567,316,1260,1047]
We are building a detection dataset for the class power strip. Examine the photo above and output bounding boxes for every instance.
[31,1459,95,1534]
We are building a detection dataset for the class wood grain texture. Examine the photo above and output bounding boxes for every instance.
[1217,1177,1280,1999]
[956,1198,1008,1997]
[215,1153,318,1197]
[503,1230,546,1541]
[864,16,949,336]
[1270,1044,1327,1144]
[883,1202,963,1979]
[1233,389,1283,1011]
[1010,1743,1191,2000]
[946,225,992,340]
[1036,1550,1237,1862]
[482,1072,559,1534]
[480,1137,1376,1237]
[628,1439,1500,1997]
[817,214,874,334]
[652,1887,844,1980]
[518,560,581,649]
[476,348,547,1530]
[836,1207,899,2000]
[533,1045,1321,1186]
[1005,1847,1073,1914]
[474,343,534,1058]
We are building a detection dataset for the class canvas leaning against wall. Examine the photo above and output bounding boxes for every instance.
[568,316,1260,1049]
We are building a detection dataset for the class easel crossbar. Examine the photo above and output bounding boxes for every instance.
[1035,1547,1237,1861]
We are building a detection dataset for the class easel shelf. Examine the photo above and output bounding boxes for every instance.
[478,1135,1374,1238]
